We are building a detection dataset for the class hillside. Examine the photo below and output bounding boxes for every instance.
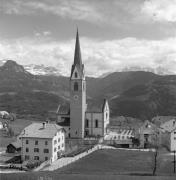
[110,75,176,119]
[0,60,176,120]
[0,60,69,119]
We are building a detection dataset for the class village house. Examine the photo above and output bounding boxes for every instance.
[56,30,110,139]
[104,128,134,148]
[160,119,176,151]
[19,122,65,163]
[138,120,159,148]
[6,141,21,153]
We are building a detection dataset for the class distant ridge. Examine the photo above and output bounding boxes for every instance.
[0,60,175,120]
[0,60,175,77]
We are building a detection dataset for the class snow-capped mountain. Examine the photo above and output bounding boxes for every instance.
[0,60,61,76]
[24,64,61,76]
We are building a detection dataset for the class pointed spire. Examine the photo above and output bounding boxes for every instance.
[74,28,82,67]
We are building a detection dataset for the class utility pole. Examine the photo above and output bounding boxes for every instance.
[174,150,176,174]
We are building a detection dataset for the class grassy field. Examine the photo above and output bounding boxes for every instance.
[0,173,176,180]
[57,149,175,175]
[1,149,176,180]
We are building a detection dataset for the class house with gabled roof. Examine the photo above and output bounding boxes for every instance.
[138,120,159,148]
[56,29,110,139]
[19,122,65,163]
[160,119,176,151]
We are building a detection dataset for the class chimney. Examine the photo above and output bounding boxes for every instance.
[43,122,46,129]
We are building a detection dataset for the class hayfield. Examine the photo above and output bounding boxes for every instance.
[0,173,175,180]
[57,149,175,175]
[1,149,176,180]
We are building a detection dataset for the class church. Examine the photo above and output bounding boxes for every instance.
[56,30,110,139]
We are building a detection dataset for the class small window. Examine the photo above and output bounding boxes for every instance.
[86,119,89,128]
[25,155,30,160]
[58,145,60,150]
[54,147,57,152]
[44,149,49,153]
[26,148,29,152]
[54,140,57,144]
[26,140,29,144]
[95,119,98,128]
[106,112,108,119]
[62,143,64,147]
[45,141,48,145]
[45,157,48,161]
[34,156,39,160]
[34,148,39,152]
[74,82,78,91]
[35,140,38,145]
[58,138,60,143]
[75,72,78,78]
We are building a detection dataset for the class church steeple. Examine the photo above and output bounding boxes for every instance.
[70,28,86,139]
[70,28,84,79]
[74,29,82,67]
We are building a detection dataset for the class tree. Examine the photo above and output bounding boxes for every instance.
[7,127,14,137]
[150,133,160,176]
[152,148,158,176]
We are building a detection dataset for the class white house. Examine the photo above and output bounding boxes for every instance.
[19,122,65,163]
[160,119,176,151]
[56,30,110,139]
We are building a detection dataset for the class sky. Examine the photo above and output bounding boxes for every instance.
[0,0,176,76]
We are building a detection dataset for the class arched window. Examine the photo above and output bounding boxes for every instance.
[106,112,108,119]
[75,72,78,78]
[74,82,78,91]
[95,119,98,128]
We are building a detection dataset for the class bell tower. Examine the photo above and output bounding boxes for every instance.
[70,29,86,138]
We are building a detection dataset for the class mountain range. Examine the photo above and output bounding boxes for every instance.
[0,60,175,77]
[0,60,176,120]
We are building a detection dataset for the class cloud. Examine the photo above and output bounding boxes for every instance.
[1,0,103,24]
[141,0,176,22]
[35,31,51,37]
[0,35,176,77]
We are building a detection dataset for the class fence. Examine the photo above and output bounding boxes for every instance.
[34,145,118,171]
[39,145,102,171]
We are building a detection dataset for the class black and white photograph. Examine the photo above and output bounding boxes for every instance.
[0,0,176,179]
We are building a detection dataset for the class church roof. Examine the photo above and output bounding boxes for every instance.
[86,99,108,113]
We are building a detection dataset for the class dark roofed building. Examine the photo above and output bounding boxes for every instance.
[6,141,21,153]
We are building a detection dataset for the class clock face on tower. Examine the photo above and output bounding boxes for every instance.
[74,95,79,100]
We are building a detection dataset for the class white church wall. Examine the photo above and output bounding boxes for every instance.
[85,112,103,136]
